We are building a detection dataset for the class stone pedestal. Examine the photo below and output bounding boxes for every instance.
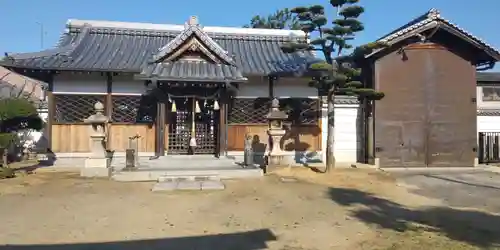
[80,101,111,178]
[82,158,111,177]
[267,130,287,169]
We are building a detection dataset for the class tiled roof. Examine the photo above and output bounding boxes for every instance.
[0,66,46,101]
[153,16,236,65]
[477,72,500,83]
[136,61,246,82]
[477,109,500,116]
[368,9,500,63]
[0,18,315,77]
[335,96,359,105]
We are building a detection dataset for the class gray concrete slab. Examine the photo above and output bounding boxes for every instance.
[393,169,500,212]
[151,181,178,191]
[176,181,202,190]
[201,180,225,190]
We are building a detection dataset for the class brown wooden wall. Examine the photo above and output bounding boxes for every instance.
[373,42,477,167]
[107,124,156,152]
[52,124,90,152]
[52,124,157,153]
[227,124,321,152]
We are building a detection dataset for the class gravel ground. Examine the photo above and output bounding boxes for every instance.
[1,168,498,250]
[0,170,376,250]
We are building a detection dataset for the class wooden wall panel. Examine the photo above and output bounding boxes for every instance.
[227,124,321,152]
[108,124,156,152]
[52,124,91,152]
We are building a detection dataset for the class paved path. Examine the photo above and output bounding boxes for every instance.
[392,168,500,212]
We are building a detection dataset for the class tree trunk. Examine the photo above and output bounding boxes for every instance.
[325,93,335,172]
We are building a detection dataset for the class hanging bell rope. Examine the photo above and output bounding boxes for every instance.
[213,100,220,110]
[195,100,201,113]
[171,100,177,112]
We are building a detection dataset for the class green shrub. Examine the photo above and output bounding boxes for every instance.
[0,98,43,169]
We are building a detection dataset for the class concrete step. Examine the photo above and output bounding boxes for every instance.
[152,180,225,192]
[112,167,263,182]
[110,156,239,171]
[158,174,220,182]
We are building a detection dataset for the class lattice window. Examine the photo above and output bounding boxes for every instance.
[228,98,271,124]
[280,98,320,125]
[111,95,156,123]
[54,94,106,123]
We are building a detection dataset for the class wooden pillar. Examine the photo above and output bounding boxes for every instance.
[46,74,54,151]
[218,86,228,157]
[155,81,166,156]
[105,73,113,150]
[268,76,276,98]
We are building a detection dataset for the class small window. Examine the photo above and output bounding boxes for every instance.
[482,87,500,102]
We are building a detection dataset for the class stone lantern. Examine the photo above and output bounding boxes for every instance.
[81,101,111,178]
[265,98,288,170]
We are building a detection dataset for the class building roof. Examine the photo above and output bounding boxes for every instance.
[0,17,315,77]
[367,9,500,66]
[0,66,46,102]
[136,60,246,82]
[477,72,500,83]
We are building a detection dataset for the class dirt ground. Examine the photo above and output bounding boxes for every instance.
[0,167,499,250]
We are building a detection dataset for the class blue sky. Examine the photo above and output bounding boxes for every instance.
[1,0,499,70]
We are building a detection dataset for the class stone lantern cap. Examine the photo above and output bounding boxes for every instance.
[265,98,288,120]
[84,101,109,123]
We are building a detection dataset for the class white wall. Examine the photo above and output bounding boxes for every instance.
[236,77,318,98]
[112,74,146,95]
[476,87,500,133]
[275,77,318,98]
[53,73,107,94]
[334,105,359,163]
[478,115,500,132]
[53,73,145,95]
[319,102,359,164]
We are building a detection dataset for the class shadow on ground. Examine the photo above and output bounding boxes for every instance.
[328,187,500,249]
[0,229,276,250]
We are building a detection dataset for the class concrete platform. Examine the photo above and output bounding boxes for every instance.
[111,154,264,182]
[112,168,263,182]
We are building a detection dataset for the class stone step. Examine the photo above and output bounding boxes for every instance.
[152,180,225,192]
[112,168,263,182]
[110,156,239,170]
[158,174,220,182]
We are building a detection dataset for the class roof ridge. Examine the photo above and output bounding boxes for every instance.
[6,25,92,61]
[370,8,500,63]
[67,18,306,37]
[153,17,236,65]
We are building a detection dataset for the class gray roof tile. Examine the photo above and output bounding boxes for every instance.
[1,21,315,76]
[136,61,246,82]
[478,108,500,116]
[153,17,236,65]
[477,72,500,83]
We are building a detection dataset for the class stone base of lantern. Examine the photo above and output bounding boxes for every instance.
[81,158,111,178]
[265,152,295,173]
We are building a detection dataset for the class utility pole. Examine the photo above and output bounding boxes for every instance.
[35,22,44,49]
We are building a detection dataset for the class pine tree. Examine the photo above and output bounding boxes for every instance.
[0,98,42,177]
[281,0,386,172]
[243,8,301,30]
